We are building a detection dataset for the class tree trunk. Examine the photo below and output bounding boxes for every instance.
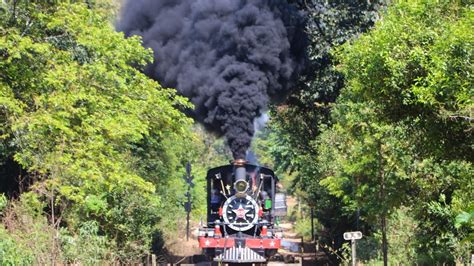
[51,192,56,266]
[378,139,388,266]
[381,213,388,266]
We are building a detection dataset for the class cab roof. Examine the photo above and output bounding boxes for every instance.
[206,163,277,181]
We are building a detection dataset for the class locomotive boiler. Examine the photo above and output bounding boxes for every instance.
[198,159,287,264]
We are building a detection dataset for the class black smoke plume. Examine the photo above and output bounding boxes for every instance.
[118,0,307,159]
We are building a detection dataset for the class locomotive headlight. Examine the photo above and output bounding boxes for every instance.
[234,180,249,193]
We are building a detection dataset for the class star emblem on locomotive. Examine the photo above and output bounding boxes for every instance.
[222,195,259,231]
[232,204,250,218]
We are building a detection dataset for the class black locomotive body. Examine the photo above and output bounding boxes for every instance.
[198,160,286,264]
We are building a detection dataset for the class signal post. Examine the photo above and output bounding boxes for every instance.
[343,231,363,266]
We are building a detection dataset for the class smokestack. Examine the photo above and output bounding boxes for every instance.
[233,159,247,182]
[118,0,307,159]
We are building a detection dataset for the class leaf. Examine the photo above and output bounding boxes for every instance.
[455,211,474,229]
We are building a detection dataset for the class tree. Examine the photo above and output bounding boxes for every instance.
[1,2,195,262]
[318,1,473,264]
[316,102,417,265]
[270,0,388,169]
[267,0,472,264]
[263,2,388,261]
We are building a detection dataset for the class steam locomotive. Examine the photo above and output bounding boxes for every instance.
[198,159,287,264]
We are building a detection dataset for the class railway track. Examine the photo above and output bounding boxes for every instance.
[167,196,327,265]
[172,223,322,265]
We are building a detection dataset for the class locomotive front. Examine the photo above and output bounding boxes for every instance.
[198,159,287,264]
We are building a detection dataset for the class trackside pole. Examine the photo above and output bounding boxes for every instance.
[186,207,190,241]
[351,239,356,266]
[183,162,194,241]
[344,231,362,266]
[311,208,314,241]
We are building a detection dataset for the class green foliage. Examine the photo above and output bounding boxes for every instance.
[294,215,320,240]
[0,193,52,265]
[59,221,112,265]
[307,0,473,263]
[187,125,233,217]
[0,226,34,266]
[0,0,471,264]
[0,1,196,262]
[270,0,388,171]
[335,1,473,145]
[265,0,473,263]
[0,194,6,214]
[265,3,389,258]
[358,207,418,264]
[455,207,474,243]
[455,211,474,228]
[318,103,416,218]
[0,194,113,265]
[334,2,473,261]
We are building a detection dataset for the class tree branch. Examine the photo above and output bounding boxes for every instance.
[448,115,474,122]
